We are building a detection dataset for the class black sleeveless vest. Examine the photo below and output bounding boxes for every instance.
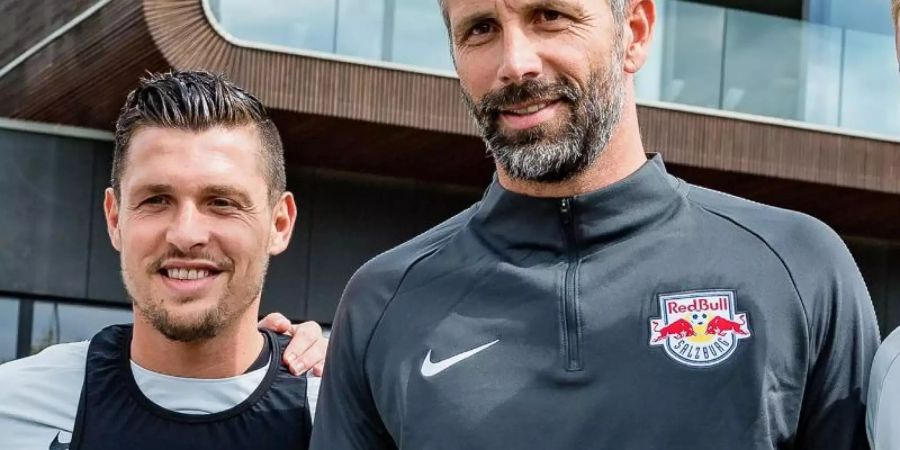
[69,324,311,450]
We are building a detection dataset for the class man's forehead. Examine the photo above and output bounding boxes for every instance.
[122,126,267,195]
[446,0,587,20]
[128,124,261,155]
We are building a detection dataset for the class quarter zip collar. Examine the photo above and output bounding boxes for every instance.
[471,154,682,258]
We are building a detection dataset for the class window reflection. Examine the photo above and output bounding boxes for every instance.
[390,0,453,70]
[721,10,842,125]
[215,0,337,53]
[30,302,131,355]
[840,29,900,136]
[336,0,385,60]
[0,298,17,364]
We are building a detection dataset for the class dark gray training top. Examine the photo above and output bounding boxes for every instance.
[311,155,879,450]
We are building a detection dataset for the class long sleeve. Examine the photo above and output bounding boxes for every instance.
[309,265,398,450]
[792,222,880,449]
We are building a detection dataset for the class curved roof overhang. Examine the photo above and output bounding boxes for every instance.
[0,0,897,238]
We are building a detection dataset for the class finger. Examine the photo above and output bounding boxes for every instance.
[290,338,327,376]
[283,321,323,369]
[258,313,292,334]
[312,362,325,377]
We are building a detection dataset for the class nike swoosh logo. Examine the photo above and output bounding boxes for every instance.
[420,340,499,377]
[49,432,70,450]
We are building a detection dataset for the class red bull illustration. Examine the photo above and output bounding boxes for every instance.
[651,319,695,342]
[649,290,751,367]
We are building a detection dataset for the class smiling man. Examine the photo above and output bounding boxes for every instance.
[0,71,324,450]
[311,0,879,448]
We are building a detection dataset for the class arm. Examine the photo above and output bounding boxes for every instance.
[867,328,900,449]
[793,225,880,449]
[309,266,397,450]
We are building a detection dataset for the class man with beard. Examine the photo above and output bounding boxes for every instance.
[865,4,900,448]
[311,0,878,448]
[0,71,326,450]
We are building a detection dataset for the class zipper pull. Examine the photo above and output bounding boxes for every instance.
[560,198,572,225]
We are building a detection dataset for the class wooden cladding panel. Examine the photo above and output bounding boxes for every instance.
[0,0,98,68]
[0,0,896,200]
[0,0,170,130]
[144,0,474,135]
[638,106,899,194]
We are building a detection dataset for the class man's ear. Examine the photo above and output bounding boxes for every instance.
[268,192,298,256]
[104,188,122,252]
[623,0,656,74]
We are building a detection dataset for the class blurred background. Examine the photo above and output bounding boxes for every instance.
[0,0,898,363]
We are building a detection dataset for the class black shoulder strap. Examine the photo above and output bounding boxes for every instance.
[69,324,132,450]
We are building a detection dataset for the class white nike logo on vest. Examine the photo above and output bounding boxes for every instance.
[420,340,500,377]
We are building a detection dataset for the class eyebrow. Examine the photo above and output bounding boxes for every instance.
[130,183,172,199]
[453,10,494,40]
[130,183,254,205]
[452,0,586,37]
[201,185,254,206]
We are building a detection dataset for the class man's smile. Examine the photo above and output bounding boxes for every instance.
[499,99,563,130]
[156,260,225,296]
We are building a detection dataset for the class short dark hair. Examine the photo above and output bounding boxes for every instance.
[113,70,286,205]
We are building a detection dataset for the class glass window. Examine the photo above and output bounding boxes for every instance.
[390,0,453,71]
[721,10,842,125]
[210,0,900,139]
[0,298,18,364]
[805,0,894,36]
[215,0,338,53]
[840,29,900,136]
[30,302,131,355]
[336,0,386,60]
[641,0,726,109]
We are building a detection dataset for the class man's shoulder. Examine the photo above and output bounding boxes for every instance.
[869,326,900,443]
[0,341,87,441]
[349,205,475,296]
[334,205,475,328]
[0,341,89,379]
[684,183,850,270]
[871,327,900,399]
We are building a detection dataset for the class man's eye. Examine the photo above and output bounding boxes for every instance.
[143,196,168,206]
[210,198,236,208]
[536,9,566,23]
[470,21,494,36]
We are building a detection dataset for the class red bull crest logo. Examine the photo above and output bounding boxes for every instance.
[649,290,750,367]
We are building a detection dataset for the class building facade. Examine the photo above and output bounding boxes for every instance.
[1,0,898,362]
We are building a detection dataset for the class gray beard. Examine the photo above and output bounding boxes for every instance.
[465,62,625,183]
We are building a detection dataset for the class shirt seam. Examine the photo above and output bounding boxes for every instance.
[359,216,471,387]
[686,188,813,375]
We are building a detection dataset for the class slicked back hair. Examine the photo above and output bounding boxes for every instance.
[113,70,286,205]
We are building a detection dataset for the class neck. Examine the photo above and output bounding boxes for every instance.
[496,90,647,198]
[130,306,264,379]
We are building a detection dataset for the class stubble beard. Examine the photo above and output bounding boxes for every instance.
[124,253,267,343]
[463,53,626,183]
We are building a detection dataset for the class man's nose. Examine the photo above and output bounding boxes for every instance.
[497,26,543,85]
[166,203,210,252]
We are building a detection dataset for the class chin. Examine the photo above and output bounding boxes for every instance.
[136,295,231,343]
